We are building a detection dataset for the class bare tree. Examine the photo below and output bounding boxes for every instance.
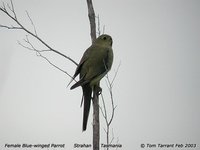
[0,1,118,150]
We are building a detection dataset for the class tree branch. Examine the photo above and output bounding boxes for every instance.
[0,24,22,29]
[17,35,74,79]
[0,0,78,66]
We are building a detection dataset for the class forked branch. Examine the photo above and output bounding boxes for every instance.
[0,0,78,67]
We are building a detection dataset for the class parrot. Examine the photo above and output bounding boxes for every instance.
[70,34,113,131]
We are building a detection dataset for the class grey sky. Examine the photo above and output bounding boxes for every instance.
[0,0,200,149]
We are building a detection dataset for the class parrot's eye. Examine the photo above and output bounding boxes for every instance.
[103,36,107,40]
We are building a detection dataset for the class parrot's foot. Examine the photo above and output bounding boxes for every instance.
[96,86,102,95]
[93,86,102,96]
[91,86,102,103]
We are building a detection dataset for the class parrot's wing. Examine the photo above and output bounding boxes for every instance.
[70,74,89,90]
[70,46,112,89]
[72,46,93,79]
[67,48,92,87]
[88,50,111,81]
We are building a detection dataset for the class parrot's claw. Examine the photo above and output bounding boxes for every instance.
[91,86,102,101]
[96,86,102,95]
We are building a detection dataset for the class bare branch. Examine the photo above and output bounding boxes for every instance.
[10,0,17,19]
[0,0,78,66]
[0,24,22,29]
[1,2,6,11]
[86,0,96,42]
[18,37,74,79]
[39,54,73,79]
[18,41,50,52]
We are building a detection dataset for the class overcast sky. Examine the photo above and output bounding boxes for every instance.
[0,0,200,149]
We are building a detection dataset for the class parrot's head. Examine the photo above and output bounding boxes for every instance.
[94,34,113,47]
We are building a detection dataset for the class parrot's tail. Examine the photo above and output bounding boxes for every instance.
[82,84,92,131]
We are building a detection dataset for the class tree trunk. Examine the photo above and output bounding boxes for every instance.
[92,86,100,150]
[86,0,99,150]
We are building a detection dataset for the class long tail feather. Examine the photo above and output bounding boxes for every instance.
[82,84,92,131]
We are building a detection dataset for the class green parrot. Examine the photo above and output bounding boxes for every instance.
[70,34,113,131]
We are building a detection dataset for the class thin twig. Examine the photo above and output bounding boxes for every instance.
[99,95,106,118]
[96,15,101,36]
[10,0,17,19]
[26,10,37,36]
[111,62,121,87]
[110,128,114,144]
[102,25,105,34]
[100,94,108,124]
[40,54,73,78]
